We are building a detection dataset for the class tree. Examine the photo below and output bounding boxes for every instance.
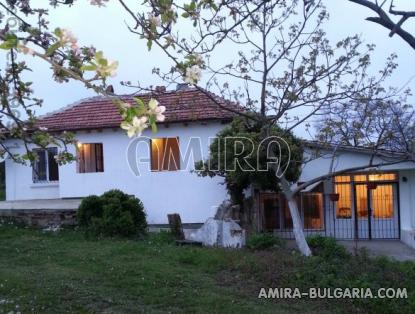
[114,0,414,255]
[0,0,162,166]
[195,115,303,211]
[348,0,415,50]
[317,94,415,153]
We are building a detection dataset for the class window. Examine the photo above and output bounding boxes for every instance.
[333,172,397,219]
[33,148,59,182]
[150,138,180,171]
[260,194,293,231]
[261,193,324,231]
[77,143,104,173]
[302,193,324,229]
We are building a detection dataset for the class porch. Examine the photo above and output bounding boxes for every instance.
[257,172,401,240]
[338,240,415,261]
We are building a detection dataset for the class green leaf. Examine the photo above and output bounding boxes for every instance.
[54,28,62,37]
[97,57,108,66]
[45,42,61,56]
[134,98,146,115]
[95,51,104,60]
[147,40,153,51]
[151,122,157,133]
[0,33,18,50]
[149,115,156,125]
[80,64,97,71]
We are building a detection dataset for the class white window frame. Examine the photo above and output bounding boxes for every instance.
[32,148,59,183]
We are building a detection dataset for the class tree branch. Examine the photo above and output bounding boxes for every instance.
[349,0,415,50]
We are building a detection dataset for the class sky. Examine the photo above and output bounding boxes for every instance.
[1,0,415,127]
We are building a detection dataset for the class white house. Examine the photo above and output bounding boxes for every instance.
[2,87,415,249]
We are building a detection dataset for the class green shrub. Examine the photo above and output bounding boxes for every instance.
[77,195,103,227]
[246,233,281,250]
[77,189,147,237]
[306,235,349,259]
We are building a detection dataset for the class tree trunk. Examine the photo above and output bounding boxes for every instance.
[285,194,312,256]
[265,130,312,256]
[279,174,312,256]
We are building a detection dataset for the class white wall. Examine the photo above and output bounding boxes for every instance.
[399,170,415,249]
[5,122,229,224]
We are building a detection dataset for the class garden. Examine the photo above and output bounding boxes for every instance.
[0,191,413,314]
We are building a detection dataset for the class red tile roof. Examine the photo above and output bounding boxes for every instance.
[38,88,242,132]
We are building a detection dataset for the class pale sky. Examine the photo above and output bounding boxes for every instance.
[2,0,415,122]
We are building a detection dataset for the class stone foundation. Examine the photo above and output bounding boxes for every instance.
[0,209,77,227]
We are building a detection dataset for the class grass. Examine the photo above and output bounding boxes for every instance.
[0,226,414,313]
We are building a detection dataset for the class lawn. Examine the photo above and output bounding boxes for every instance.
[0,226,414,314]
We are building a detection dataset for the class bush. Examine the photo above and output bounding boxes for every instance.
[246,233,281,250]
[306,235,349,259]
[77,189,147,237]
[77,195,103,227]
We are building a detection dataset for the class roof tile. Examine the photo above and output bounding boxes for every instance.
[38,88,242,132]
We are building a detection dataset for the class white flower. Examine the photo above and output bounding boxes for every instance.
[119,102,131,118]
[59,29,78,50]
[194,54,203,65]
[184,65,202,85]
[17,44,35,56]
[119,102,131,110]
[121,116,148,138]
[96,60,119,78]
[148,98,166,122]
[90,0,108,6]
[147,12,162,27]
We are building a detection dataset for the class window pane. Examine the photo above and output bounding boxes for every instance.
[77,143,104,173]
[262,197,280,231]
[95,144,104,172]
[371,185,394,218]
[151,138,180,171]
[368,173,397,182]
[354,174,367,182]
[355,184,368,218]
[334,175,350,183]
[302,193,323,229]
[47,148,59,181]
[33,150,47,182]
[281,199,293,229]
[335,183,352,219]
[85,144,96,172]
